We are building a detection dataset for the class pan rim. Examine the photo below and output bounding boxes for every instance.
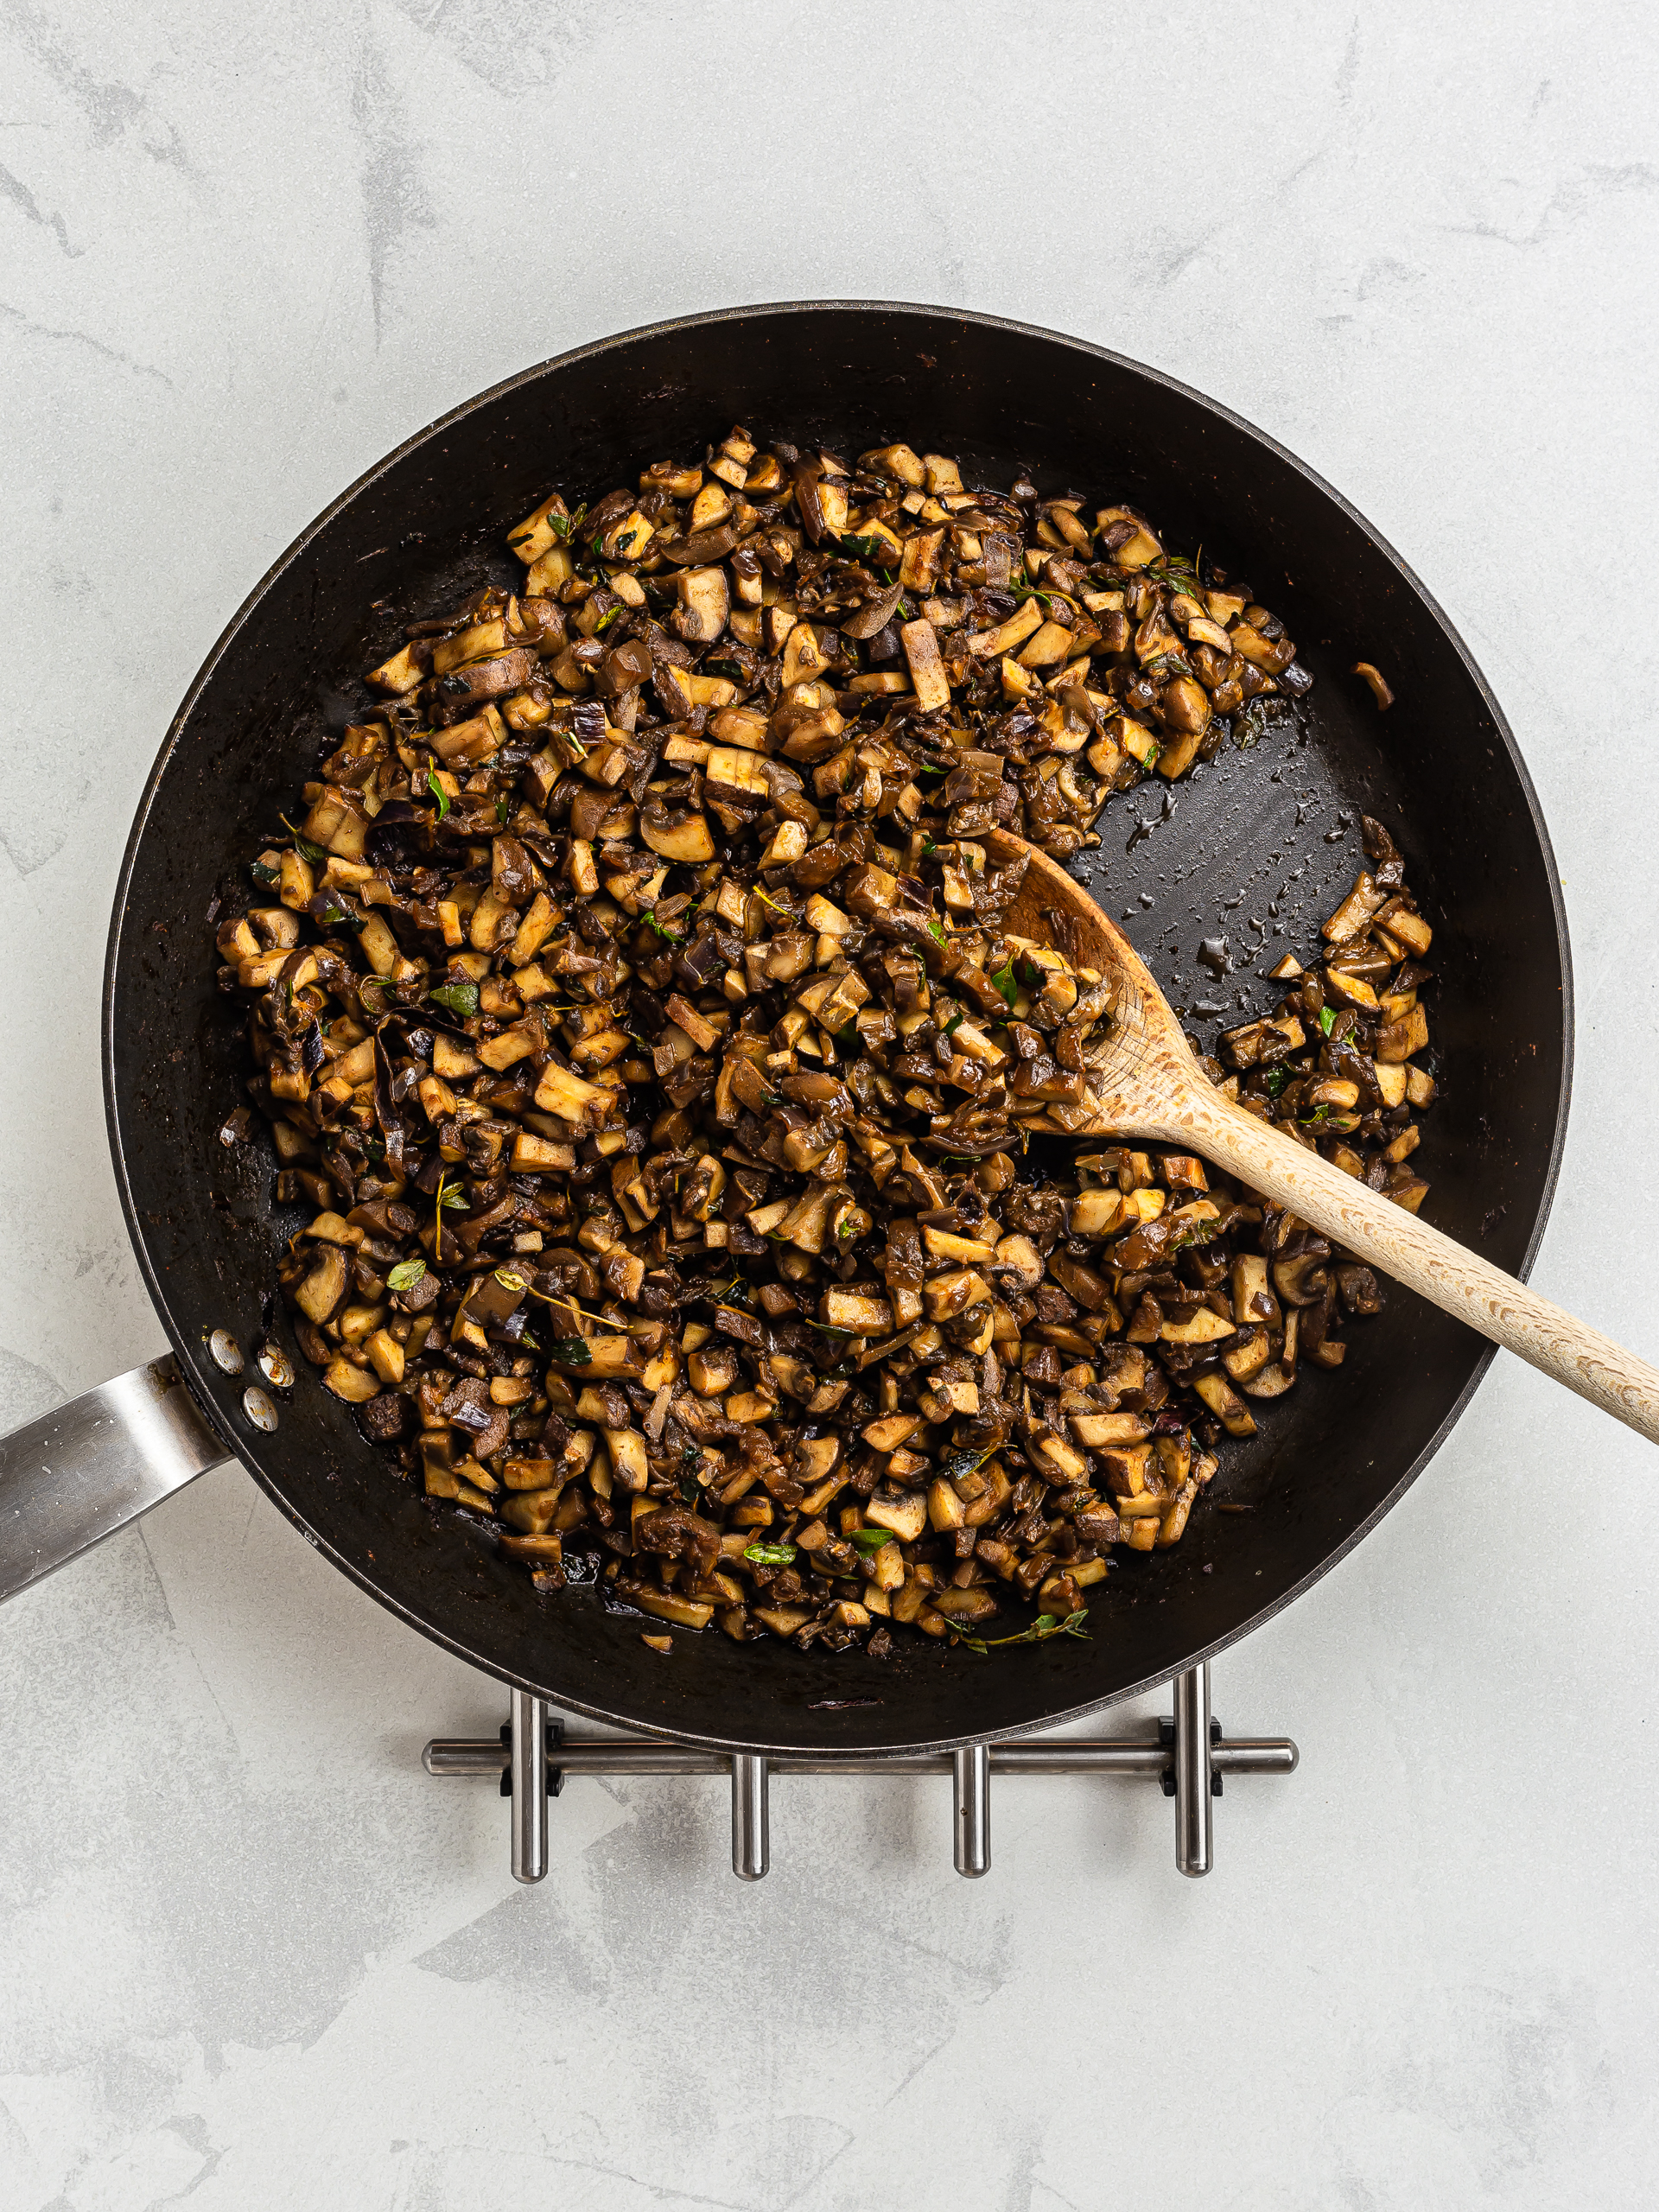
[104,299,1574,1757]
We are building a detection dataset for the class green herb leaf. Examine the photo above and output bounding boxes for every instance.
[925,917,948,950]
[1150,555,1205,601]
[1173,1217,1222,1250]
[919,834,938,855]
[438,1186,470,1211]
[1264,1067,1288,1097]
[1233,700,1272,752]
[990,959,1019,1010]
[279,816,327,864]
[426,766,451,821]
[850,1528,893,1552]
[493,1268,529,1292]
[547,1336,592,1365]
[429,981,480,1020]
[743,1542,798,1566]
[386,1260,427,1293]
[249,861,280,887]
[594,603,621,633]
[942,1010,964,1037]
[495,794,512,825]
[315,894,361,931]
[641,909,682,944]
[939,1442,998,1489]
[951,1607,1091,1656]
[431,1170,467,1257]
[1319,1005,1336,1035]
[836,531,883,562]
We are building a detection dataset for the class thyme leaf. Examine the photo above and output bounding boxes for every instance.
[279,816,328,865]
[950,1608,1091,1656]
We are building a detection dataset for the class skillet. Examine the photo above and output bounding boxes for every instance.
[0,302,1571,1757]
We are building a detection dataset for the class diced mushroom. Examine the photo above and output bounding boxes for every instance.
[899,619,951,713]
[675,566,730,644]
[237,423,1418,1663]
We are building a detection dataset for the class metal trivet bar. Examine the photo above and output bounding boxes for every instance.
[423,1661,1296,1884]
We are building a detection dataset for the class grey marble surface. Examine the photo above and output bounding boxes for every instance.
[3,2,1658,2204]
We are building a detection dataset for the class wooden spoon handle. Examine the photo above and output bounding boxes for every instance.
[1179,1085,1659,1444]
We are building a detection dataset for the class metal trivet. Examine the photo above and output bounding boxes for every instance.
[423,1660,1296,1883]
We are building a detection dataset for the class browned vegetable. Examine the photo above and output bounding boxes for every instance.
[222,429,1433,1664]
[1352,661,1395,710]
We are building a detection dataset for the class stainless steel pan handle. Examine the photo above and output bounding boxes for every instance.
[0,1357,232,1605]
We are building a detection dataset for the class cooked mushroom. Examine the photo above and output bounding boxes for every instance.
[1352,661,1395,710]
[222,423,1433,1666]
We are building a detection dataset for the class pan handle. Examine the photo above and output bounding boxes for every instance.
[0,1357,232,1606]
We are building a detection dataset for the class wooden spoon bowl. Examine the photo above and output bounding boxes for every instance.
[987,830,1659,1443]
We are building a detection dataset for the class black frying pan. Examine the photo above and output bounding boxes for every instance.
[11,304,1573,1757]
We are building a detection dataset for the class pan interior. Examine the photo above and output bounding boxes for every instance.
[106,305,1568,1754]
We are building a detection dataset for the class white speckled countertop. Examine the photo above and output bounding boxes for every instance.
[3,3,1658,2204]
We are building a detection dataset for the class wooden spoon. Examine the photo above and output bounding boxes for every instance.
[984,830,1659,1443]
